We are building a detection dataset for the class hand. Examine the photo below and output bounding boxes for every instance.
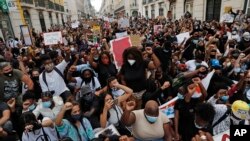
[113,81,121,88]
[25,124,34,132]
[69,66,77,72]
[161,81,171,90]
[191,130,214,141]
[125,101,136,111]
[63,102,73,111]
[7,98,16,109]
[104,99,114,110]
[119,135,129,141]
[145,47,153,55]
[17,56,23,62]
[188,84,197,94]
[192,77,201,84]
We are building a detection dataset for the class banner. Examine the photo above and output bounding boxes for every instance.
[116,31,128,39]
[118,18,130,28]
[92,25,101,34]
[176,32,190,44]
[159,96,179,119]
[20,25,32,46]
[130,35,141,47]
[154,25,163,34]
[43,32,62,45]
[213,130,230,141]
[110,36,132,69]
[71,21,79,29]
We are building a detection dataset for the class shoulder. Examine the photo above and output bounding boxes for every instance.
[159,112,170,123]
[13,69,23,77]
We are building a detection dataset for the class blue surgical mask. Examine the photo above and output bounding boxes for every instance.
[145,114,158,123]
[234,68,241,73]
[177,93,184,100]
[220,95,229,102]
[28,104,36,111]
[42,101,52,108]
[72,114,81,121]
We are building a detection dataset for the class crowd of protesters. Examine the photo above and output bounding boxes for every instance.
[0,9,250,141]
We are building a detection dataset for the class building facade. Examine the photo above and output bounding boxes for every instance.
[83,0,95,18]
[99,0,115,16]
[142,0,168,19]
[66,0,85,21]
[0,0,68,41]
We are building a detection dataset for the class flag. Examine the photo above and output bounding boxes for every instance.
[159,96,179,119]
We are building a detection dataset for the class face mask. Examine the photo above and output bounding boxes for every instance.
[220,95,229,102]
[70,47,75,52]
[72,114,81,121]
[194,120,205,129]
[193,40,198,44]
[84,77,92,83]
[83,93,94,101]
[44,63,54,72]
[234,68,241,73]
[145,114,158,123]
[42,101,52,108]
[93,56,99,60]
[29,104,36,111]
[177,93,184,99]
[226,62,231,67]
[4,70,13,77]
[128,59,136,66]
[32,76,39,81]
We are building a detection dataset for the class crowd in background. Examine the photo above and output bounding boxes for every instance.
[0,9,250,141]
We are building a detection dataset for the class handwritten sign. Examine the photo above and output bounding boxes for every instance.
[71,22,79,29]
[176,32,190,44]
[130,35,141,47]
[110,36,132,69]
[20,25,32,46]
[43,32,62,45]
[118,18,130,28]
[221,13,234,23]
[116,31,128,39]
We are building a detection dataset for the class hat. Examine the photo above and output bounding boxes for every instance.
[81,85,92,96]
[243,32,250,37]
[232,100,249,120]
[210,59,221,69]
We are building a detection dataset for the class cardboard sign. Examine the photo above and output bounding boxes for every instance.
[20,25,32,46]
[221,13,234,23]
[176,32,190,44]
[110,36,132,69]
[154,25,163,34]
[115,31,128,39]
[92,25,101,34]
[118,18,130,28]
[130,35,141,46]
[43,32,62,45]
[95,124,120,138]
[159,97,178,119]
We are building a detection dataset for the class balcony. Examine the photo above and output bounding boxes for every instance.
[34,0,45,8]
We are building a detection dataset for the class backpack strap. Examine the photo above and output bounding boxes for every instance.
[41,126,49,141]
[54,67,64,80]
[42,71,49,91]
[80,118,90,141]
[212,107,231,128]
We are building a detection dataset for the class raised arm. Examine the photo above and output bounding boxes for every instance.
[121,101,136,126]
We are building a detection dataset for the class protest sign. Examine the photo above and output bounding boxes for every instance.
[154,25,163,34]
[130,35,141,46]
[43,31,62,45]
[20,25,32,46]
[71,22,79,29]
[95,124,120,138]
[118,18,130,28]
[92,25,101,34]
[176,32,190,44]
[213,130,230,141]
[116,31,128,39]
[159,96,179,119]
[221,13,234,23]
[110,36,132,69]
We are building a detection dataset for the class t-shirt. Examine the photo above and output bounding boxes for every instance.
[39,60,69,96]
[132,109,169,140]
[56,118,94,141]
[120,60,149,92]
[0,69,23,101]
[75,76,101,91]
[97,63,117,87]
[22,127,58,141]
[0,102,9,118]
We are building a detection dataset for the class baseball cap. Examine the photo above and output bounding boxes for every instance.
[81,85,92,96]
[210,59,221,69]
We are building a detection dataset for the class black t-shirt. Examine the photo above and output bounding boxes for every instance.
[97,63,117,87]
[174,98,206,141]
[0,102,9,118]
[154,47,172,72]
[120,60,149,92]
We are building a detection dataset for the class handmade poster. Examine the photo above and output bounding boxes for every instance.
[159,96,179,119]
[71,22,79,29]
[115,31,128,39]
[118,18,130,28]
[221,13,234,23]
[20,25,32,46]
[154,25,163,34]
[95,124,120,138]
[110,36,132,69]
[176,32,190,44]
[130,35,141,46]
[43,31,62,45]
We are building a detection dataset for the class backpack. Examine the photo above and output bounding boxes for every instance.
[42,67,68,90]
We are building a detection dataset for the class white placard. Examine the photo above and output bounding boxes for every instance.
[71,22,79,29]
[176,32,190,44]
[115,31,128,39]
[118,18,130,28]
[221,13,234,23]
[20,25,32,46]
[95,124,120,138]
[43,32,62,45]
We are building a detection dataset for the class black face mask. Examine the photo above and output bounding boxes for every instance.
[84,77,92,83]
[4,70,13,77]
[32,76,39,81]
[210,55,216,58]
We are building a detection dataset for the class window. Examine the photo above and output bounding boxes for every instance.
[145,6,148,17]
[170,3,176,19]
[151,4,155,19]
[185,0,193,14]
[247,0,250,15]
[159,2,164,16]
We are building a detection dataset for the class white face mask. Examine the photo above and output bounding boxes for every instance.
[128,59,136,66]
[234,67,241,73]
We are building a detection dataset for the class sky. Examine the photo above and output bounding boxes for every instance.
[90,0,102,12]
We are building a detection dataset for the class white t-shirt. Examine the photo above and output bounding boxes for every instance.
[75,76,101,91]
[22,126,58,141]
[32,96,63,121]
[185,60,208,71]
[39,60,69,96]
[108,105,123,126]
